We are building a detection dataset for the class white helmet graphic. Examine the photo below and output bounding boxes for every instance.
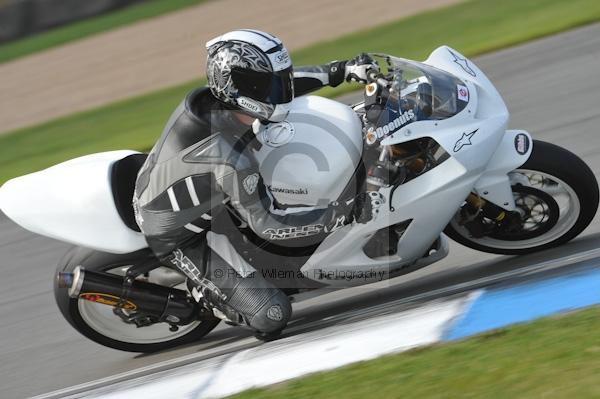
[206,29,294,122]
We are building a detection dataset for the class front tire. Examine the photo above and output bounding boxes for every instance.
[54,246,220,353]
[445,140,599,255]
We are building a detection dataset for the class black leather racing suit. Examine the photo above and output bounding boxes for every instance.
[133,62,353,333]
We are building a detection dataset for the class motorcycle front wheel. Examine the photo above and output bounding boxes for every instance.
[54,246,221,353]
[445,140,599,255]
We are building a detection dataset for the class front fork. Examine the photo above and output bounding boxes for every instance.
[460,192,521,238]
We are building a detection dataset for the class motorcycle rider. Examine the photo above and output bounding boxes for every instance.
[133,29,377,339]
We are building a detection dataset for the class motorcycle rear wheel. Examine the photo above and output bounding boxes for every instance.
[445,140,599,255]
[54,246,220,353]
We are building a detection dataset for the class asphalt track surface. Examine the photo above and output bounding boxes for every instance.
[1,24,600,399]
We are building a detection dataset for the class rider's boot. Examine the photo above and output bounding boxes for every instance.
[169,236,292,337]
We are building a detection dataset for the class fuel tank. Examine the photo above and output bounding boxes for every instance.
[253,96,363,207]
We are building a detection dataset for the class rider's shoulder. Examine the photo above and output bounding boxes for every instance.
[184,87,223,120]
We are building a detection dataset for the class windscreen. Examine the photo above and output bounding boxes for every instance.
[368,54,469,140]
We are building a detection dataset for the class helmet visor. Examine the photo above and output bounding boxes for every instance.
[231,67,294,105]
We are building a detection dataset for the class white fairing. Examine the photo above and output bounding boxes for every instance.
[254,96,363,207]
[300,47,531,287]
[0,151,148,254]
[424,46,507,117]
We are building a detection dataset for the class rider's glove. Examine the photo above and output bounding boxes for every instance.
[327,60,347,87]
[345,53,379,84]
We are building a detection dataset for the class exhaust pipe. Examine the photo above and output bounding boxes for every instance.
[58,267,199,325]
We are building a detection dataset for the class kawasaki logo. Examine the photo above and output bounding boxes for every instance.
[269,186,308,195]
[375,109,415,139]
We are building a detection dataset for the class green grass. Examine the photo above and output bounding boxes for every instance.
[2,0,600,183]
[0,0,205,64]
[231,307,600,399]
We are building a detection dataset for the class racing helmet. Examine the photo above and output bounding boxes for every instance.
[206,29,294,123]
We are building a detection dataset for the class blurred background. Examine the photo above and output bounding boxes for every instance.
[0,0,147,43]
[1,0,597,183]
[1,1,599,398]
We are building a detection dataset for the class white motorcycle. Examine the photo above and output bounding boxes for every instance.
[1,47,597,352]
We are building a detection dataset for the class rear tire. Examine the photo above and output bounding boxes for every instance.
[445,140,599,255]
[54,246,220,353]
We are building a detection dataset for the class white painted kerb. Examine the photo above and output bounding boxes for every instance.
[88,298,465,399]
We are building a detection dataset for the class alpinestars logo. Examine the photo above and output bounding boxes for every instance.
[324,215,347,233]
[263,224,323,240]
[243,173,259,195]
[453,129,478,152]
[375,109,415,139]
[448,49,476,77]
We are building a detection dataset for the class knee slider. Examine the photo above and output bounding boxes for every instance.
[247,290,291,333]
[223,277,292,333]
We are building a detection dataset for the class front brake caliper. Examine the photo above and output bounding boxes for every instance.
[461,193,520,238]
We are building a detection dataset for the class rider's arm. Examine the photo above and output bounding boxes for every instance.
[294,54,379,96]
[293,61,347,96]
